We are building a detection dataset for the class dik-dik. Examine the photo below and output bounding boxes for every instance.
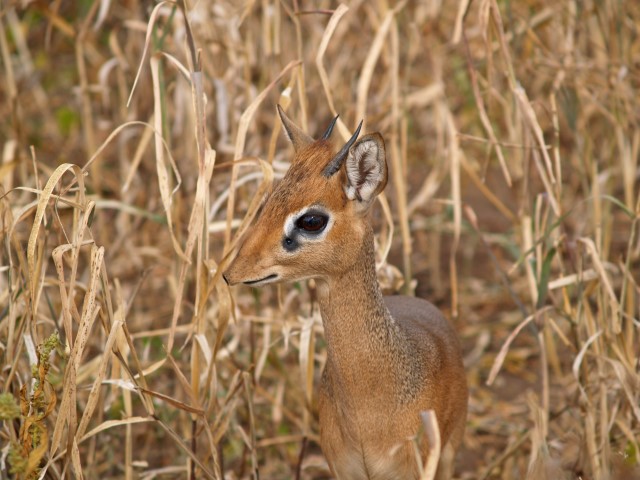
[224,106,468,479]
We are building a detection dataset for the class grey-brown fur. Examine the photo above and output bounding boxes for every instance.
[315,225,467,479]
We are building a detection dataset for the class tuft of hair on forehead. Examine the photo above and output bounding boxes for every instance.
[262,142,346,216]
[287,139,336,175]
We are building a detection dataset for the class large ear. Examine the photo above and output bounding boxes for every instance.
[277,104,313,152]
[344,133,387,210]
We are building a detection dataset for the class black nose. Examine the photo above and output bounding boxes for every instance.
[222,273,229,285]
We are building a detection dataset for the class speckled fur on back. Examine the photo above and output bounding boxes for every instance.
[223,107,468,479]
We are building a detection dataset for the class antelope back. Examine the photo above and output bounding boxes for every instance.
[224,106,388,286]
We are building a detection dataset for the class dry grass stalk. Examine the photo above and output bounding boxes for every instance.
[418,410,441,480]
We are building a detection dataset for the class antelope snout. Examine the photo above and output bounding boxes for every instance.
[222,258,242,286]
[223,252,277,287]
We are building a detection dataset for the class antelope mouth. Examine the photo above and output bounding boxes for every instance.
[243,273,278,286]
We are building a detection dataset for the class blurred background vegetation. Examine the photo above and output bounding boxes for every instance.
[1,1,639,478]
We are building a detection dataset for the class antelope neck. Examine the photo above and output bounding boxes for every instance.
[316,226,401,378]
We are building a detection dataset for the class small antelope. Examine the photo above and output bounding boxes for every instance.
[224,106,468,479]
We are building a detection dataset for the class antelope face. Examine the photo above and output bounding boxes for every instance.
[223,106,387,287]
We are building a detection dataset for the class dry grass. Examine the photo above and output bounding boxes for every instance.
[1,1,639,479]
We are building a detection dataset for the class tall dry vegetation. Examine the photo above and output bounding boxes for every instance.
[0,1,638,479]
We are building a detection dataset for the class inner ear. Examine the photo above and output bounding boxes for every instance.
[344,133,388,206]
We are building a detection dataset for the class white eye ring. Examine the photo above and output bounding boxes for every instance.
[284,205,334,242]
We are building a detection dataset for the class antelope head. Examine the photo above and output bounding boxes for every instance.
[223,105,387,286]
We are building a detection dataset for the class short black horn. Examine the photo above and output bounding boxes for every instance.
[323,120,363,177]
[321,115,339,140]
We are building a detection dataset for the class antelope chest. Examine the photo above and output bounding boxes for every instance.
[328,447,416,480]
[318,380,420,480]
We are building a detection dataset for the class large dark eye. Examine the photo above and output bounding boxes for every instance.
[295,213,328,233]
